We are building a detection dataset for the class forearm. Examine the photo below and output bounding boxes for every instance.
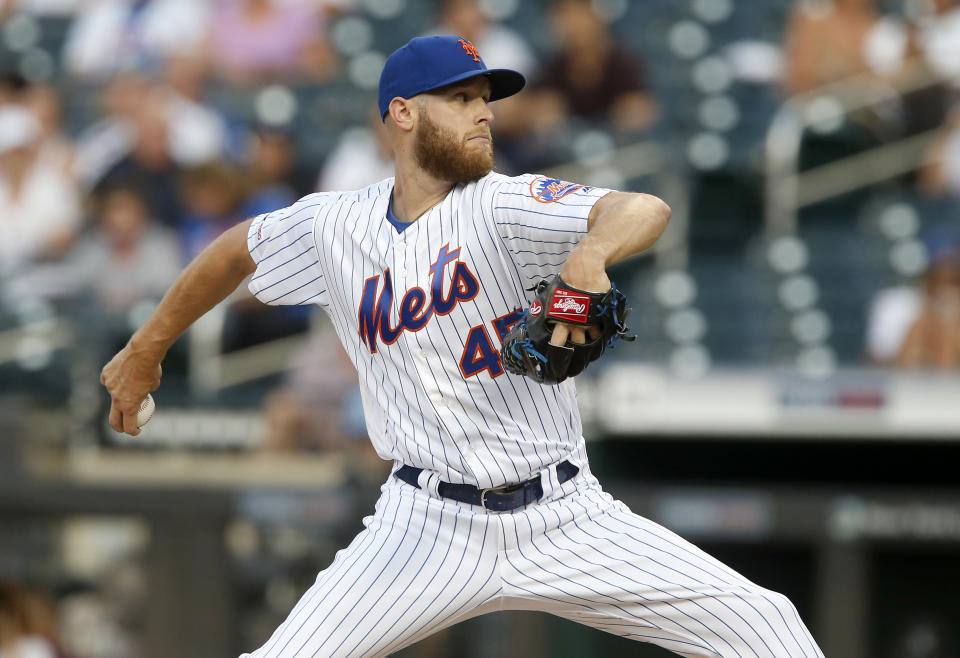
[129,219,256,360]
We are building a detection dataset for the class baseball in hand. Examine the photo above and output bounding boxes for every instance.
[137,394,155,428]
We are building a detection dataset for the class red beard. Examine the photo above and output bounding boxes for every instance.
[414,111,494,184]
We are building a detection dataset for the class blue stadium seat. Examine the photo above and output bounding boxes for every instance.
[689,254,775,364]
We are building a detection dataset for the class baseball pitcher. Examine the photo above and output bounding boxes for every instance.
[101,35,825,658]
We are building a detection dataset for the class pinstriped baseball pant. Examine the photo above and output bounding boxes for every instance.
[241,462,825,658]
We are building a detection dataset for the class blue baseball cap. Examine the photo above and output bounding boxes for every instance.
[378,35,526,121]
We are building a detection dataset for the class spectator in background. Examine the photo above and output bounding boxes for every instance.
[76,68,232,197]
[866,282,922,366]
[877,0,960,85]
[178,161,247,261]
[896,242,960,369]
[0,105,82,277]
[0,76,74,176]
[918,107,960,196]
[535,0,656,133]
[72,72,150,191]
[157,53,235,167]
[914,0,960,197]
[781,0,948,160]
[0,582,62,658]
[243,128,297,215]
[0,0,82,17]
[22,84,75,176]
[243,126,315,214]
[57,184,181,311]
[262,325,367,453]
[177,159,309,352]
[316,109,394,192]
[0,73,27,107]
[95,99,184,229]
[785,0,951,135]
[782,0,900,95]
[207,0,339,83]
[261,323,384,480]
[433,0,537,79]
[3,184,180,312]
[62,0,210,79]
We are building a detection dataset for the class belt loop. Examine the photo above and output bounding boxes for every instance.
[417,470,441,499]
[539,462,560,502]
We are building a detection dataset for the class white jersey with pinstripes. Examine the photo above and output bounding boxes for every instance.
[247,172,611,490]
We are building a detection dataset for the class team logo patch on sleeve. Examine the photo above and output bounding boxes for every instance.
[548,288,590,324]
[529,176,588,203]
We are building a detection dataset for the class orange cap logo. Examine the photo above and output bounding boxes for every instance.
[458,39,481,62]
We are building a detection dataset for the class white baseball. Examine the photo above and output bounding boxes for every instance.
[137,393,155,428]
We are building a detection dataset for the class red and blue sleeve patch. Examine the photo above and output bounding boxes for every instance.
[528,176,592,203]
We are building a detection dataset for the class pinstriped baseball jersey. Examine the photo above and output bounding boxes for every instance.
[247,172,613,490]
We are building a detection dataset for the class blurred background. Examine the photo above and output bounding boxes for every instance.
[1,0,959,656]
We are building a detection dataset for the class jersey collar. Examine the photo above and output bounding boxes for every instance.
[385,191,413,234]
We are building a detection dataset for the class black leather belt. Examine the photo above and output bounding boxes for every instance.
[394,460,579,512]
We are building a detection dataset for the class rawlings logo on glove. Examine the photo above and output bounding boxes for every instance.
[500,275,635,385]
[550,291,589,321]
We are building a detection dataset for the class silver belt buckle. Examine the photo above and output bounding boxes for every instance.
[480,482,518,511]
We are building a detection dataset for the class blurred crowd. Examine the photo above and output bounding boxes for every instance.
[781,0,960,368]
[0,0,959,454]
[0,0,661,308]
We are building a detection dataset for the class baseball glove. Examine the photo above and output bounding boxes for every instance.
[501,275,634,384]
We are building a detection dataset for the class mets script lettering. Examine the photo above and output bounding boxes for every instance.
[358,245,479,353]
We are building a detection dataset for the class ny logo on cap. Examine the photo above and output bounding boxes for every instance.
[458,38,480,62]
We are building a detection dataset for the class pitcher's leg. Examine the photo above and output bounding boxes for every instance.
[241,484,501,658]
[594,504,822,657]
[501,489,824,658]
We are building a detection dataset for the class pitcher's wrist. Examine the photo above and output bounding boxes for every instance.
[561,243,610,292]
